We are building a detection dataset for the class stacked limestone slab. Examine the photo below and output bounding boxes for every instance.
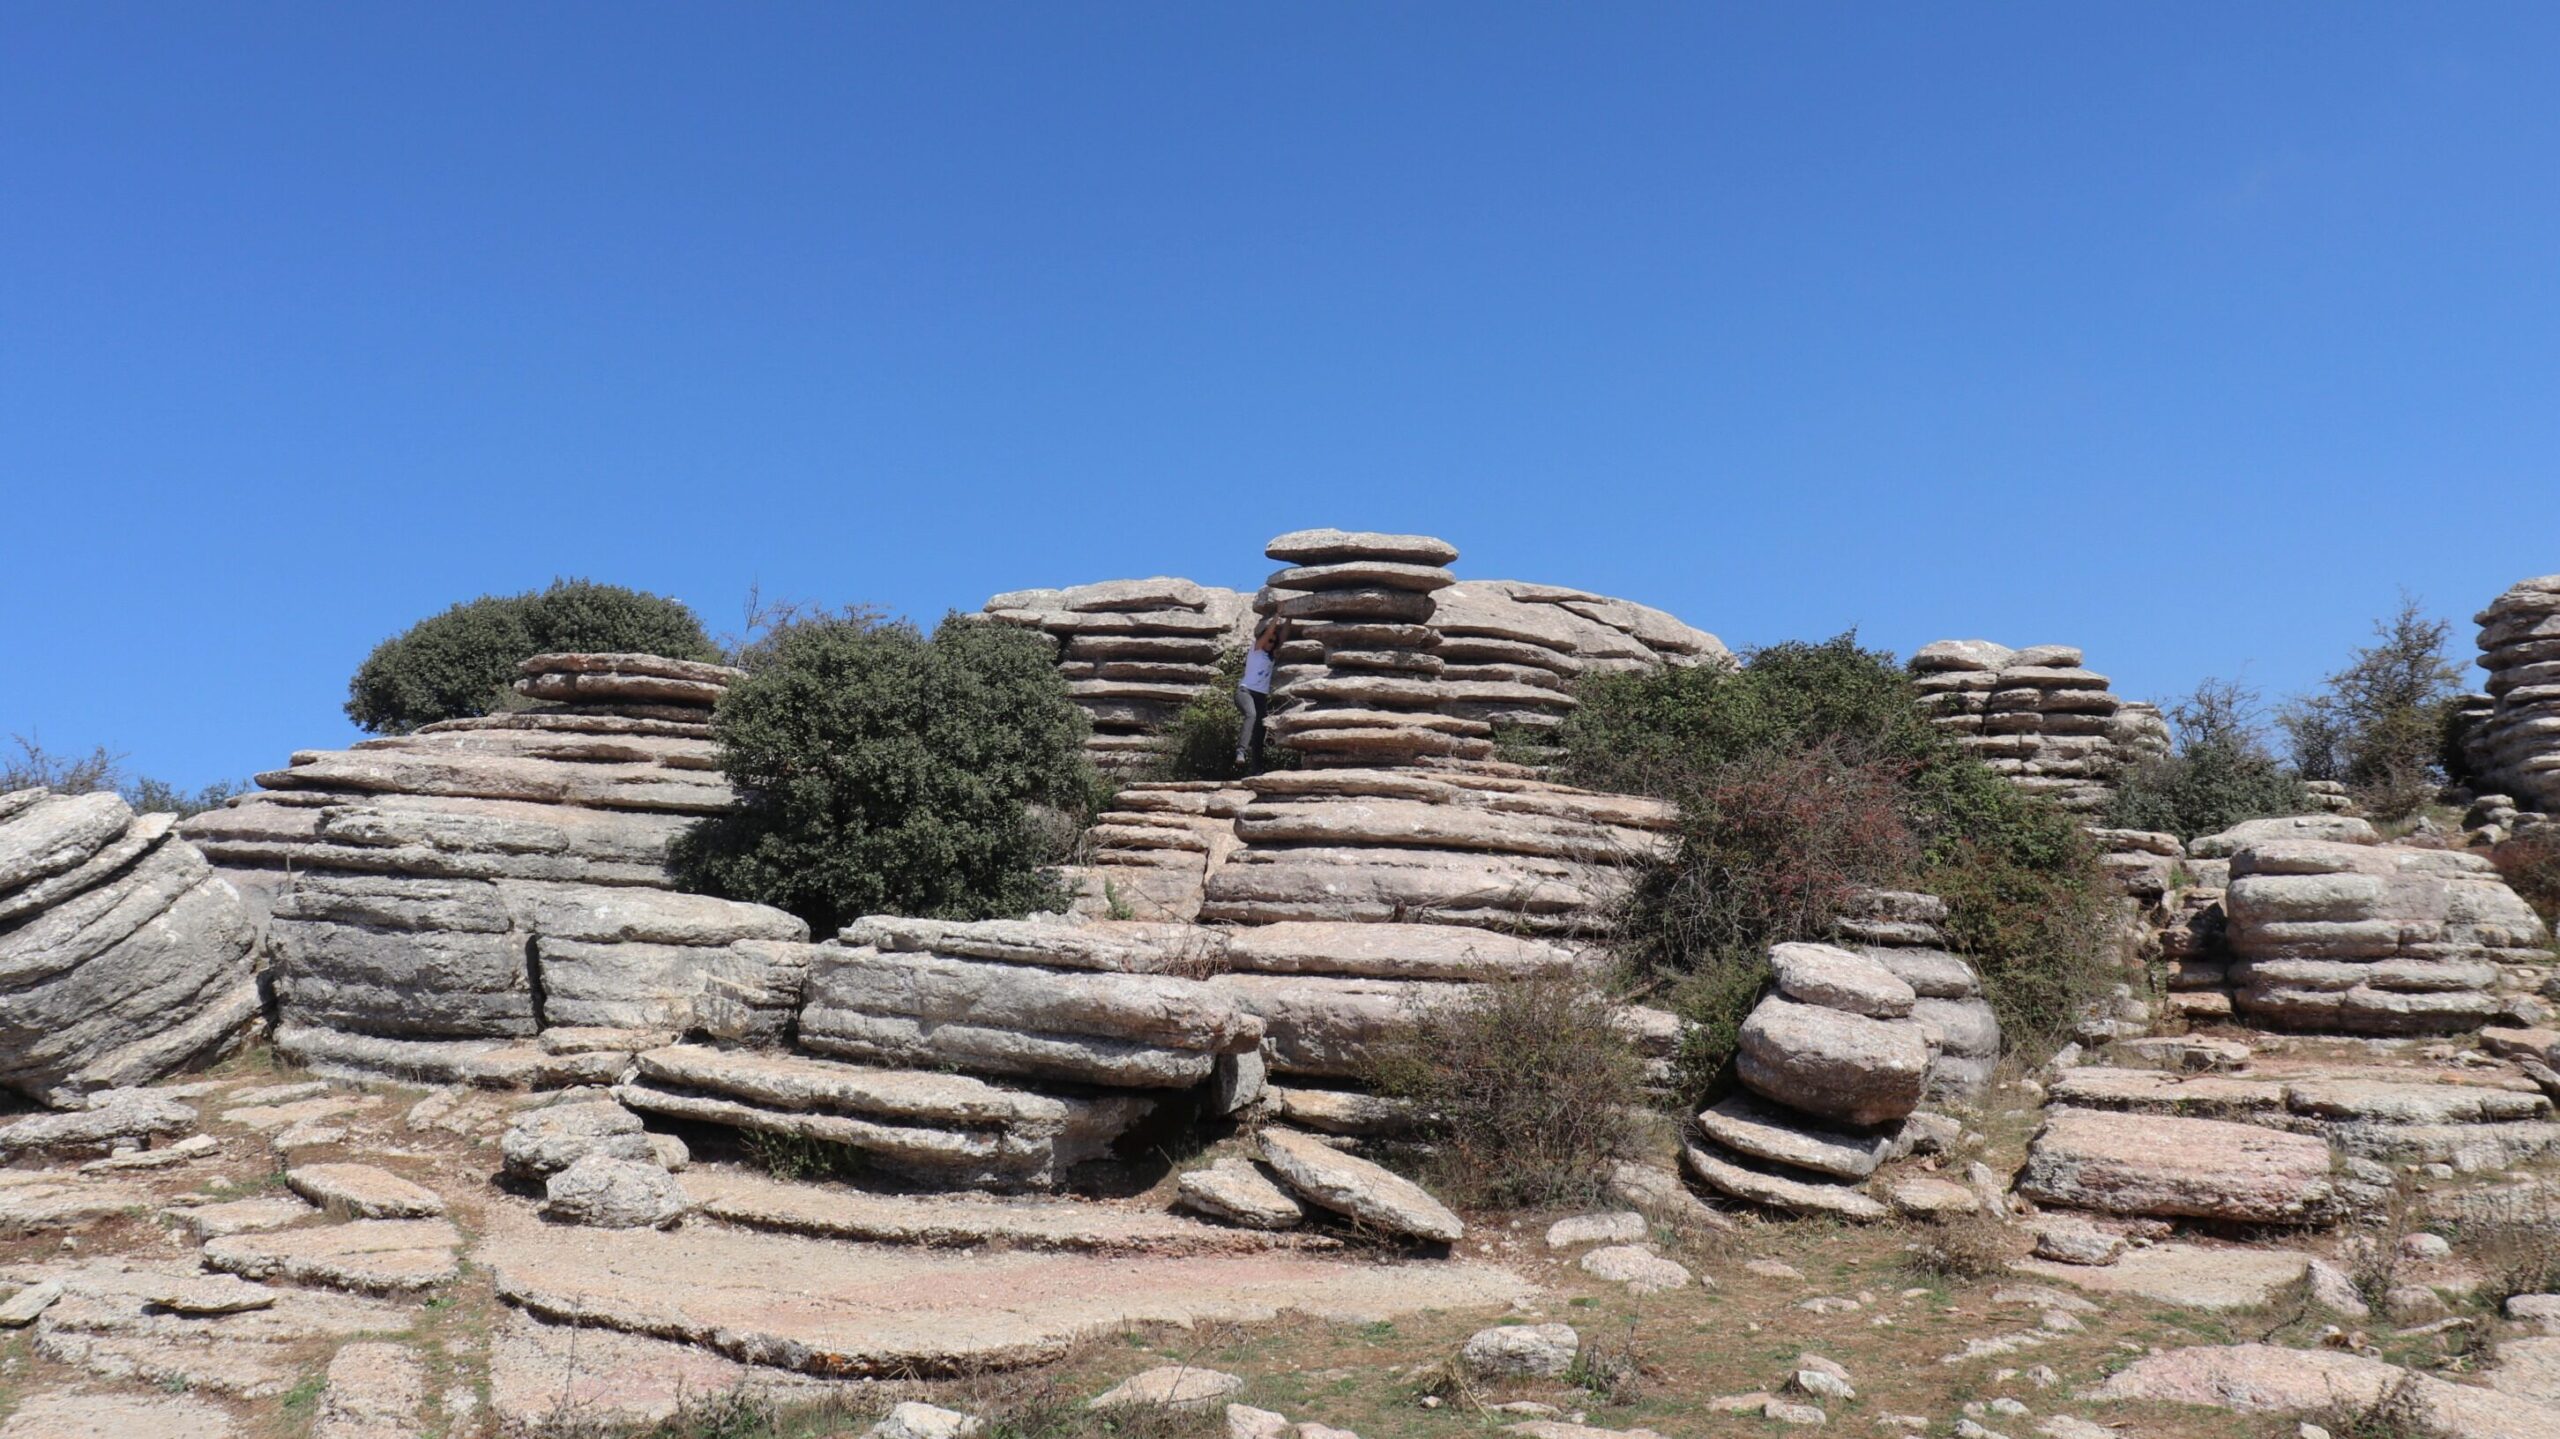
[1680,939,1976,1222]
[182,653,815,1084]
[1837,889,2002,1104]
[1061,781,1253,923]
[2464,575,2560,813]
[1908,642,2166,815]
[981,580,1256,772]
[1253,530,1488,766]
[1426,580,1729,732]
[0,789,262,1106]
[2223,828,2548,1035]
[1197,767,1672,936]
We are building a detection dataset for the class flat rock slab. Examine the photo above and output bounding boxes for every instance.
[203,1217,462,1294]
[0,1388,238,1438]
[1177,1158,1310,1231]
[0,1178,151,1236]
[312,1340,427,1439]
[1682,1140,1887,1223]
[489,1309,852,1432]
[478,1210,1531,1376]
[219,1095,371,1132]
[1259,1128,1463,1243]
[2088,1343,2560,1439]
[2018,1108,2335,1223]
[22,1258,410,1399]
[2013,1243,2312,1310]
[686,1167,1319,1253]
[167,1195,318,1239]
[286,1162,446,1219]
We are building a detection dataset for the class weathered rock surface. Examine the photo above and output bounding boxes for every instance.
[543,1152,690,1229]
[2222,837,2547,1034]
[478,1210,1529,1375]
[2089,1343,2560,1439]
[1738,997,1933,1128]
[1178,1158,1310,1230]
[617,1044,1151,1189]
[2017,1109,2336,1223]
[1258,1128,1463,1243]
[0,790,260,1106]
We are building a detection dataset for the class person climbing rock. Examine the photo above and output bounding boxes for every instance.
[1234,616,1285,771]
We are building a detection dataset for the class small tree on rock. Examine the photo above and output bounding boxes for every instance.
[2279,594,2464,820]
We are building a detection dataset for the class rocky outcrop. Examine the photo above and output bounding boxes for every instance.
[2018,1107,2338,1224]
[981,580,1257,772]
[1907,642,2167,815]
[2224,836,2547,1034]
[2464,575,2560,813]
[0,789,261,1106]
[183,654,812,1083]
[980,550,1726,765]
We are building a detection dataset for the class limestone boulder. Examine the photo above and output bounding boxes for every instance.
[1737,997,1933,1128]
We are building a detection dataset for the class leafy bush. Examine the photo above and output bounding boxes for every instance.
[2279,595,2465,821]
[670,612,1096,933]
[1560,634,2122,1081]
[3,734,243,817]
[2106,677,2313,841]
[1369,974,1645,1209]
[344,578,719,734]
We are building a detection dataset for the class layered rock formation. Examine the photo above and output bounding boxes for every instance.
[1839,890,2003,1104]
[981,580,1257,772]
[0,789,261,1106]
[1908,642,2167,815]
[979,552,1727,768]
[2224,833,2548,1034]
[2152,815,2548,1034]
[1255,530,1486,766]
[2464,574,2560,813]
[182,653,813,1083]
[1680,934,1988,1221]
[1426,581,1728,732]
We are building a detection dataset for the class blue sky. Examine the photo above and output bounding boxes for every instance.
[5,6,2558,788]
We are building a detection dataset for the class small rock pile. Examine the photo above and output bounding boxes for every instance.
[182,652,813,1087]
[0,788,261,1106]
[981,579,1257,772]
[2463,574,2560,814]
[1251,529,1487,767]
[1681,939,1982,1222]
[1908,642,2167,815]
[1838,889,2004,1104]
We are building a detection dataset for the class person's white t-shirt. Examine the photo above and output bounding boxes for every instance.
[1240,648,1275,694]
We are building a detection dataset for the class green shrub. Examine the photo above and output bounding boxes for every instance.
[670,613,1095,934]
[1560,634,2121,1078]
[2107,678,2313,841]
[1369,974,1645,1209]
[2279,594,2465,821]
[344,578,719,734]
[3,735,243,817]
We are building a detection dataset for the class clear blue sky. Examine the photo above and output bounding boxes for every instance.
[6,6,2558,789]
